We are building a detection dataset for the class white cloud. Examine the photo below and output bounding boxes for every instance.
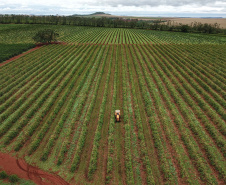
[0,0,226,17]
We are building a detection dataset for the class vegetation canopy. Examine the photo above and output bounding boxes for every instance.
[0,24,226,185]
[32,29,59,43]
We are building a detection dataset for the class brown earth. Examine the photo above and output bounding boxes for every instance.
[35,41,67,47]
[0,152,70,185]
[164,18,226,28]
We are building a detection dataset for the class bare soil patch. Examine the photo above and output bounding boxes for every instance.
[35,41,67,47]
[0,152,69,185]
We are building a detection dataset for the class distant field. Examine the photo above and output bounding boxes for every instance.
[164,18,226,28]
[1,24,226,63]
[0,25,226,185]
[1,24,226,45]
[80,13,226,28]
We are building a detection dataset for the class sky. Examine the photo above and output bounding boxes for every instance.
[0,0,226,17]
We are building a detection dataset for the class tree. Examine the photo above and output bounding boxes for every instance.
[33,29,59,43]
[181,25,190,32]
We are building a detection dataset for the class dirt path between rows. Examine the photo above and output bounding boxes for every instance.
[0,152,70,185]
[0,46,41,68]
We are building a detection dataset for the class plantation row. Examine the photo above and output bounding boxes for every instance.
[0,43,225,184]
[60,27,226,44]
[1,24,226,46]
[1,24,226,64]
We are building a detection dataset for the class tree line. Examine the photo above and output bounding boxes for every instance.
[0,14,225,34]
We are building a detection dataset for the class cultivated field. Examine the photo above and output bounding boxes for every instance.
[165,18,226,29]
[0,25,226,185]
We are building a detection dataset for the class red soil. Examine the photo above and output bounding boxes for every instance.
[35,41,67,47]
[0,152,69,185]
[0,46,41,68]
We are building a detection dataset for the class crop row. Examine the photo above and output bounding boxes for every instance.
[164,44,226,102]
[2,46,79,146]
[0,42,225,184]
[172,44,226,84]
[60,27,226,44]
[0,45,75,119]
[57,47,110,171]
[155,45,225,121]
[0,45,61,89]
[0,46,79,139]
[28,45,100,157]
[148,45,226,149]
[129,45,179,184]
[56,46,109,167]
[0,45,60,94]
[133,44,210,184]
[121,45,135,185]
[183,44,226,75]
[11,46,92,151]
[42,46,103,161]
[70,46,109,172]
[105,46,118,183]
[87,46,113,180]
[125,45,155,184]
[138,44,225,182]
[2,24,226,46]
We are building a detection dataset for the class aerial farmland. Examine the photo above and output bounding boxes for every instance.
[0,23,226,185]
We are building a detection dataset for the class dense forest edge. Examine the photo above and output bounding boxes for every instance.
[1,14,226,35]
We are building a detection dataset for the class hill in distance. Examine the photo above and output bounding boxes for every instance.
[90,12,111,15]
[71,12,112,17]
